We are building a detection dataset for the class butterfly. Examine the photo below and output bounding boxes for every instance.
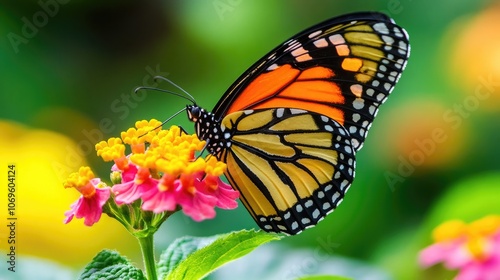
[184,11,410,235]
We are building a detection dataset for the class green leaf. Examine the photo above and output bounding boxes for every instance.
[157,235,219,279]
[78,249,145,280]
[297,275,352,280]
[161,229,281,280]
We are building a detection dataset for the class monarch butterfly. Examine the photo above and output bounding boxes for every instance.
[168,12,409,235]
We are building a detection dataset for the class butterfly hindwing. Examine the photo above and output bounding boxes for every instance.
[218,108,356,234]
[212,12,410,152]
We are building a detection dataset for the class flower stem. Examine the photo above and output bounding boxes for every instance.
[138,235,157,280]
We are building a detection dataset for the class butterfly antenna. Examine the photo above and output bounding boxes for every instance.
[160,107,187,127]
[153,76,196,104]
[134,86,194,104]
[138,107,187,138]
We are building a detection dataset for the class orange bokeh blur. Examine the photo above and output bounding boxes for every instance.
[373,98,467,171]
[446,2,500,110]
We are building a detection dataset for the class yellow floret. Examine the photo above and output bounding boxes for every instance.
[135,119,162,130]
[63,166,94,189]
[130,152,159,170]
[184,157,208,174]
[95,138,125,161]
[205,157,226,177]
[121,119,162,147]
[121,128,143,145]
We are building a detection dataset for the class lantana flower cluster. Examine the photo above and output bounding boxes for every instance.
[63,119,239,229]
[419,215,500,280]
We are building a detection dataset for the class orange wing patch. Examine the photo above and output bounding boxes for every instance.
[281,80,343,103]
[253,98,345,125]
[297,66,334,80]
[227,64,346,125]
[226,64,300,114]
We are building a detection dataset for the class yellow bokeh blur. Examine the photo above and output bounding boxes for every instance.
[0,120,138,267]
[446,2,500,110]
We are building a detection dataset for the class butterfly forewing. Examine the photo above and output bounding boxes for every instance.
[212,12,410,152]
[217,108,355,234]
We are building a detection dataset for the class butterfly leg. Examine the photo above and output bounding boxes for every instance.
[178,125,188,135]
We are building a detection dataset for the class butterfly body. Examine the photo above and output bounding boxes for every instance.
[187,12,410,234]
[187,105,229,156]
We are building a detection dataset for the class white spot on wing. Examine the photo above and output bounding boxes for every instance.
[394,27,404,38]
[350,84,362,98]
[329,34,346,45]
[344,145,352,154]
[317,191,325,199]
[369,105,376,115]
[304,200,313,208]
[340,180,349,190]
[313,38,328,48]
[384,82,392,91]
[353,98,364,109]
[284,212,291,219]
[284,39,301,52]
[382,35,394,45]
[312,209,320,219]
[308,30,322,38]
[296,204,303,212]
[267,63,279,71]
[291,47,308,57]
[398,40,408,54]
[373,23,389,34]
[276,108,284,118]
[290,109,306,114]
[352,139,360,149]
[331,192,340,201]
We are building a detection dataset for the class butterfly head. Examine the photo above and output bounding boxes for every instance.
[186,105,201,123]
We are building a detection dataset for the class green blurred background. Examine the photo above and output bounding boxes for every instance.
[1,0,500,279]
